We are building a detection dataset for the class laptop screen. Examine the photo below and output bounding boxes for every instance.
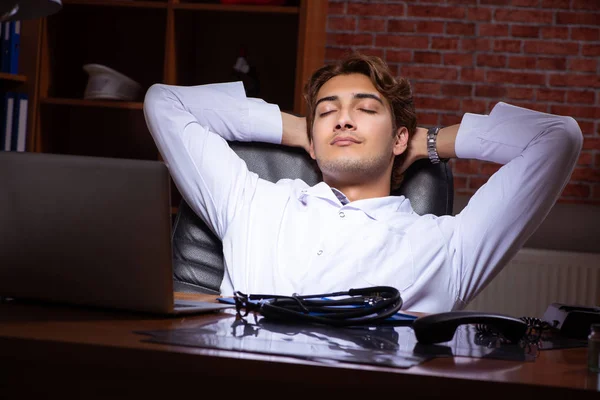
[0,152,176,314]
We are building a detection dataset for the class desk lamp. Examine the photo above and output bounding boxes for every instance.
[1,0,62,22]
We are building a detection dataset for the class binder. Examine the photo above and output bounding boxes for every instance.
[2,92,16,151]
[0,91,5,149]
[9,91,19,150]
[13,92,28,152]
[1,22,9,73]
[9,20,20,74]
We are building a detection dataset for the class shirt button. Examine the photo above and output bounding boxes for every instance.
[317,250,323,255]
[339,211,345,218]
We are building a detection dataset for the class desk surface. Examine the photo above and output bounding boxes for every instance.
[0,293,598,399]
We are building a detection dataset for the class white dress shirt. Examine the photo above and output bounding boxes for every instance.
[143,81,582,313]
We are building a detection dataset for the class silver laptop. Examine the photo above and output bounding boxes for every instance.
[0,151,233,315]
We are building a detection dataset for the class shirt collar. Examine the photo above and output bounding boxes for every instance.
[297,182,414,219]
[331,187,350,205]
[350,195,414,220]
[298,182,342,206]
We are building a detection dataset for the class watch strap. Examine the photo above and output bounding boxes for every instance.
[427,126,441,164]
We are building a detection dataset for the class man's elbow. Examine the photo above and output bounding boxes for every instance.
[558,116,584,160]
[544,115,584,165]
[142,84,176,145]
[143,83,168,112]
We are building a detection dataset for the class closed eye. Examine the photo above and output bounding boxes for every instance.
[360,109,376,114]
[319,110,336,117]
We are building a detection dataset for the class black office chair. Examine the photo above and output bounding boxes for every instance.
[170,141,454,294]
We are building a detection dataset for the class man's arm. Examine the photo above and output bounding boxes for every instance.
[142,82,282,239]
[280,112,309,152]
[429,103,583,307]
[398,125,458,173]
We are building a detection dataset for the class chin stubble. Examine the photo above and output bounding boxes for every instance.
[317,154,390,179]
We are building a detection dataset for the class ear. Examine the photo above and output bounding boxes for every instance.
[393,126,409,156]
[308,139,316,160]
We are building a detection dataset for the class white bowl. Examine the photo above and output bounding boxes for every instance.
[83,64,142,101]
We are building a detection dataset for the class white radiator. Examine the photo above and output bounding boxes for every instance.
[465,248,600,318]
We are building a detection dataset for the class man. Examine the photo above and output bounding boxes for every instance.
[143,53,582,313]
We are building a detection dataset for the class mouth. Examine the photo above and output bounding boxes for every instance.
[330,136,361,146]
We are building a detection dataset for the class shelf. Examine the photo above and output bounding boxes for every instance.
[173,3,298,14]
[62,0,168,8]
[40,97,144,110]
[0,72,27,83]
[62,0,298,13]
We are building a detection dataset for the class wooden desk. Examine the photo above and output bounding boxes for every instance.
[0,294,598,399]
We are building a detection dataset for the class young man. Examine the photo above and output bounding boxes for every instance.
[143,53,582,313]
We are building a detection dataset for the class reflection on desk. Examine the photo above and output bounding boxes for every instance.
[136,313,539,368]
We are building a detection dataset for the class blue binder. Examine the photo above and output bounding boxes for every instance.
[9,20,20,74]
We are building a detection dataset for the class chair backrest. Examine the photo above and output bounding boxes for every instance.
[171,141,454,294]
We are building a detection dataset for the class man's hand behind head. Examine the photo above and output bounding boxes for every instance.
[281,112,309,154]
[397,126,428,175]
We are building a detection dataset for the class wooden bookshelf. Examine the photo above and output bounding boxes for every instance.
[172,3,299,14]
[62,0,168,9]
[62,0,299,13]
[25,0,327,213]
[1,18,42,153]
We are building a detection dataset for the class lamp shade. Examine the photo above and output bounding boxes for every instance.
[1,0,62,22]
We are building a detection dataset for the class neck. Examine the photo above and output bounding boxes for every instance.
[324,171,392,202]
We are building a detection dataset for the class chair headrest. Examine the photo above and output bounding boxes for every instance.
[229,141,453,216]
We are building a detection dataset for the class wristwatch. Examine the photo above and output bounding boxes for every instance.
[427,126,441,164]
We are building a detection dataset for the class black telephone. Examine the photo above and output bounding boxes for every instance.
[412,311,529,344]
[542,303,600,339]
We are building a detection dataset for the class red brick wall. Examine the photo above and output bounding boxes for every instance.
[324,0,600,205]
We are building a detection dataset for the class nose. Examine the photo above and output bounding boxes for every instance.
[335,109,356,131]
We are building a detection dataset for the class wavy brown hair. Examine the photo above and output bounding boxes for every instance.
[303,52,416,190]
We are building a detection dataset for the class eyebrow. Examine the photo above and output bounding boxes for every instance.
[315,93,384,108]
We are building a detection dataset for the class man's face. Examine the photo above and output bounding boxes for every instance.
[309,73,407,184]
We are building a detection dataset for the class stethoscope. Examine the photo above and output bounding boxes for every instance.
[233,286,403,327]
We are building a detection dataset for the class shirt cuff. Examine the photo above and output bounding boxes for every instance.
[455,112,488,160]
[248,98,283,144]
